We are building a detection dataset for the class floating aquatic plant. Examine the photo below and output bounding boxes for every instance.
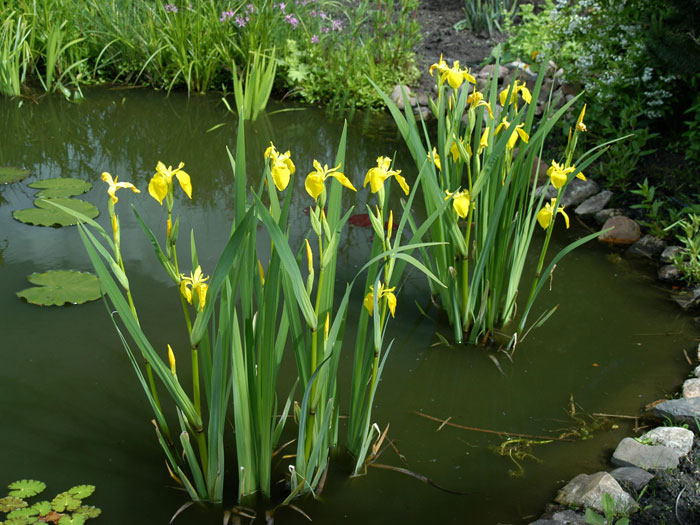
[16,270,102,306]
[0,480,101,525]
[0,166,31,185]
[13,198,98,227]
[28,178,92,198]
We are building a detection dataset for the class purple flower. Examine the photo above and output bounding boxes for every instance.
[319,11,327,19]
[285,13,299,28]
[219,10,235,22]
[235,16,247,27]
[321,26,329,33]
[332,19,342,31]
[311,34,319,44]
[165,3,178,13]
[246,3,255,12]
[278,2,286,12]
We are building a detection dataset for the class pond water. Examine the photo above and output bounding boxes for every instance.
[0,90,696,524]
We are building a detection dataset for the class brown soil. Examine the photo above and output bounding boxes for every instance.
[414,0,505,94]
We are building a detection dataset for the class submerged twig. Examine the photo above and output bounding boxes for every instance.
[368,463,471,495]
[414,412,574,442]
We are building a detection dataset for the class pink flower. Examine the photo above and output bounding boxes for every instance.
[311,34,319,44]
[165,3,178,13]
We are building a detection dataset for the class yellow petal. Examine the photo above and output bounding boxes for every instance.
[452,190,471,219]
[363,289,375,316]
[560,207,570,229]
[394,172,410,195]
[180,279,192,304]
[537,205,552,229]
[271,162,291,191]
[196,282,208,310]
[148,174,169,205]
[305,171,325,200]
[520,86,532,104]
[305,238,313,275]
[168,344,176,375]
[330,172,357,192]
[175,170,192,199]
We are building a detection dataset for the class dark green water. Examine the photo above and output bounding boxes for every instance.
[0,90,695,524]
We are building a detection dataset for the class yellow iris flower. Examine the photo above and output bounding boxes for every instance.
[148,161,192,205]
[101,172,140,204]
[537,198,570,230]
[264,142,296,191]
[547,160,585,189]
[440,60,477,90]
[304,160,357,201]
[478,127,490,154]
[180,266,209,311]
[363,283,397,317]
[467,91,494,119]
[445,189,471,219]
[499,80,532,108]
[429,54,448,78]
[363,156,410,195]
[495,117,529,149]
[576,104,587,132]
[429,147,442,171]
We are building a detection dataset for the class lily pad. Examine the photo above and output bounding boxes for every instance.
[8,480,46,499]
[58,515,86,525]
[31,501,51,515]
[16,270,102,306]
[74,505,101,519]
[0,166,31,184]
[66,486,94,500]
[28,178,92,198]
[0,496,27,512]
[51,492,80,513]
[13,198,99,227]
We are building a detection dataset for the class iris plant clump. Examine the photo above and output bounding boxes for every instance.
[375,54,609,346]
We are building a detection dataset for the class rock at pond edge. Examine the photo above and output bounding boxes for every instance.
[598,216,641,246]
[609,466,654,492]
[639,426,695,456]
[611,437,682,470]
[554,471,638,515]
[652,397,700,427]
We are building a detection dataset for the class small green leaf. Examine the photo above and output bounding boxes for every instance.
[7,507,38,521]
[74,505,101,519]
[67,486,94,500]
[50,492,80,513]
[0,166,31,184]
[28,178,92,198]
[4,516,34,525]
[17,270,102,306]
[8,480,46,499]
[0,496,27,512]
[31,501,51,516]
[13,198,99,227]
[58,515,85,525]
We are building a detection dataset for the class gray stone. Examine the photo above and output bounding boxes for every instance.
[416,92,429,106]
[575,191,612,216]
[529,510,588,525]
[599,216,642,246]
[477,63,509,80]
[672,286,700,310]
[554,471,637,514]
[639,426,695,456]
[661,245,683,264]
[561,82,581,96]
[626,235,666,259]
[611,437,682,470]
[653,397,700,426]
[560,178,600,207]
[683,378,700,399]
[609,466,654,491]
[542,177,599,206]
[390,84,415,110]
[658,264,682,282]
[594,208,625,225]
[695,364,700,378]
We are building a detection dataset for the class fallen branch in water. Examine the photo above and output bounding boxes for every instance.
[413,411,574,442]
